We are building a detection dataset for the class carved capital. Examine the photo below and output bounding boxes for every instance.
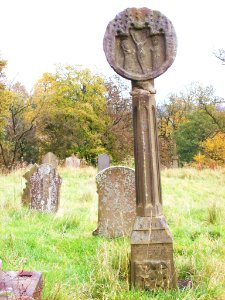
[131,80,156,95]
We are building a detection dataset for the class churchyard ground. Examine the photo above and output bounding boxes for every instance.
[0,167,224,299]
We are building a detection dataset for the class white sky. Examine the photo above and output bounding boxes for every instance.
[1,0,225,101]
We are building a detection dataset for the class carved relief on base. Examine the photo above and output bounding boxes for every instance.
[130,216,177,290]
[134,260,171,290]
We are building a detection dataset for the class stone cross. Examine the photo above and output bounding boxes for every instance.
[93,166,136,238]
[104,7,177,290]
[97,154,110,172]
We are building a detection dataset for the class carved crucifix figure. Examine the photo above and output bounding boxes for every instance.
[104,7,177,290]
[130,28,149,73]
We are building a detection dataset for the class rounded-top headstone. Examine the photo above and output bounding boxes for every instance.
[93,166,136,238]
[103,7,177,80]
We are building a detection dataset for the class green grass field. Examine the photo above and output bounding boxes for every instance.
[0,167,224,299]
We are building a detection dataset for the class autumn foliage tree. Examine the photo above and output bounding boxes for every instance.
[174,110,217,163]
[1,54,225,169]
[31,67,134,165]
[104,75,133,162]
[0,57,8,132]
[157,92,194,166]
[0,60,135,168]
[157,82,225,166]
[32,65,111,164]
[0,81,46,170]
[194,132,225,167]
[202,132,225,164]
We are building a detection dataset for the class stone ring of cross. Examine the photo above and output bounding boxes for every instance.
[103,7,177,81]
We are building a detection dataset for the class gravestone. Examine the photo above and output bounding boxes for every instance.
[42,152,59,169]
[22,164,39,206]
[22,164,62,212]
[104,7,177,290]
[65,154,80,168]
[97,154,110,172]
[80,158,87,168]
[93,166,136,237]
[0,271,43,299]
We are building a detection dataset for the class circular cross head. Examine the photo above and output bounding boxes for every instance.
[103,7,177,80]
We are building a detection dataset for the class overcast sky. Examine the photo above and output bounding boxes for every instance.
[1,0,225,101]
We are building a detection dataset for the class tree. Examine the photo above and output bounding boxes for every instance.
[0,82,45,170]
[184,82,225,132]
[0,57,7,90]
[33,65,109,164]
[0,57,9,133]
[201,132,225,165]
[157,93,194,166]
[174,110,217,163]
[103,75,133,162]
[214,48,225,64]
[158,82,225,165]
[0,56,47,170]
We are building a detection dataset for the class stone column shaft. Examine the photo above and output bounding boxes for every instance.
[132,80,162,217]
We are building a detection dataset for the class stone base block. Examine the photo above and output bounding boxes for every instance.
[0,271,43,299]
[130,216,177,290]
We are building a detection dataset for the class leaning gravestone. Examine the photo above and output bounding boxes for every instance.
[104,7,177,290]
[22,164,62,212]
[42,152,59,169]
[97,154,110,172]
[93,166,136,238]
[65,154,80,168]
[21,164,39,207]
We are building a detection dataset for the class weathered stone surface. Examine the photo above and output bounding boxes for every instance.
[172,155,179,168]
[23,164,39,181]
[129,84,177,290]
[103,7,177,290]
[97,154,110,172]
[131,82,165,217]
[130,216,176,289]
[0,271,43,299]
[103,7,177,81]
[65,154,80,168]
[93,166,136,238]
[22,164,61,212]
[42,152,59,169]
[21,164,39,206]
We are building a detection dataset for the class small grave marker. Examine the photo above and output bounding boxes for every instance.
[97,154,110,172]
[65,154,80,168]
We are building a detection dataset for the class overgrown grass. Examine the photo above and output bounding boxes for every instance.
[0,167,225,299]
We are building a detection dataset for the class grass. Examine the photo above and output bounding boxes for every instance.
[0,166,225,299]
